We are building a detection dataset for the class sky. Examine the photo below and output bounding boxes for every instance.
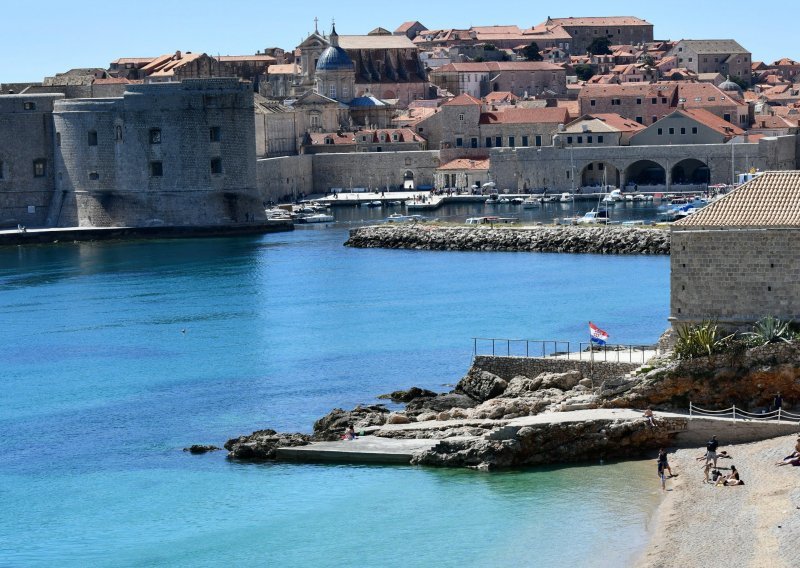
[1,0,796,83]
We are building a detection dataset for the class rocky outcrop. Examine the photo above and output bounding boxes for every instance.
[345,225,670,255]
[378,386,438,403]
[406,393,478,415]
[602,342,800,411]
[225,430,311,460]
[411,416,688,470]
[313,405,390,440]
[183,444,221,454]
[455,369,508,401]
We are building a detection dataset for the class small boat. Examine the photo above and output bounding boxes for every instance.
[559,192,573,202]
[498,197,511,204]
[386,201,402,206]
[576,209,610,225]
[295,213,334,224]
[366,200,383,207]
[387,213,424,223]
[485,194,499,204]
[511,197,525,204]
[466,216,518,225]
[633,194,647,201]
[522,197,539,209]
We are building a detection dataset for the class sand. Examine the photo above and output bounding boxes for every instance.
[637,433,800,567]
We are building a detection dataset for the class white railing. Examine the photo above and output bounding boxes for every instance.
[689,402,800,423]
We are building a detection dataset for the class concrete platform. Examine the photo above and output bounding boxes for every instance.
[275,437,442,464]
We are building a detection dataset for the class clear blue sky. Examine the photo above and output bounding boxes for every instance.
[1,0,794,83]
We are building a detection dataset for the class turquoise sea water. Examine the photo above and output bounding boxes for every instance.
[0,219,669,567]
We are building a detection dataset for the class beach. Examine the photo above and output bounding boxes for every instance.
[638,433,800,567]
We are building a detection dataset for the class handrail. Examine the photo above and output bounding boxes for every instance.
[472,337,653,364]
[689,402,800,422]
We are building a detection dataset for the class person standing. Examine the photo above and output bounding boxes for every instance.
[773,392,783,412]
[706,435,719,468]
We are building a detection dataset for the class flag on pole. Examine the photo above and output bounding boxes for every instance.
[589,322,609,345]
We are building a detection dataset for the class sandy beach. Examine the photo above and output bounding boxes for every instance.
[637,433,800,567]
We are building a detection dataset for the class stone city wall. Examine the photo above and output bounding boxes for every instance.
[671,227,800,326]
[256,154,313,203]
[310,150,440,193]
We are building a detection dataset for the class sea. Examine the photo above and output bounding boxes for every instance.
[0,201,670,567]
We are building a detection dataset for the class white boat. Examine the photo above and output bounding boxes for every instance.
[367,201,383,208]
[295,213,334,224]
[485,194,499,204]
[498,197,511,203]
[466,216,518,225]
[576,209,610,224]
[265,208,294,220]
[386,213,424,223]
[386,201,402,206]
[559,192,573,202]
[522,197,539,209]
[511,197,525,204]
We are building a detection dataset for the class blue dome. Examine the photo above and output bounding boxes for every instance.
[316,46,353,72]
[349,95,386,107]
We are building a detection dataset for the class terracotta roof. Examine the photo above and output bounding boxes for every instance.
[483,91,519,103]
[673,171,800,228]
[111,57,156,65]
[268,63,300,75]
[471,25,523,35]
[579,83,677,98]
[443,93,482,106]
[479,107,568,124]
[677,108,744,136]
[338,35,415,49]
[522,26,573,40]
[675,82,746,107]
[580,113,646,132]
[434,61,564,73]
[541,16,651,27]
[395,21,424,33]
[141,52,206,77]
[437,158,490,171]
[750,115,796,129]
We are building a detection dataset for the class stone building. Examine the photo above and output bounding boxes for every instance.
[530,17,653,55]
[554,113,645,150]
[578,84,678,126]
[141,52,232,83]
[629,108,744,147]
[670,170,800,328]
[0,94,63,227]
[301,128,426,154]
[430,62,567,99]
[668,40,752,85]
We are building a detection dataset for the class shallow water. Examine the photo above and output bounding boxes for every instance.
[0,224,670,566]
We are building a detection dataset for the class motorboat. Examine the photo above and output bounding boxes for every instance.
[498,197,511,204]
[485,194,500,204]
[295,213,335,224]
[511,197,525,204]
[387,213,424,223]
[522,197,539,209]
[265,207,294,220]
[367,200,383,207]
[576,209,611,224]
[386,201,402,206]
[559,192,573,202]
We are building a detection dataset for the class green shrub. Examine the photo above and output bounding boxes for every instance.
[673,321,734,360]
[744,316,793,346]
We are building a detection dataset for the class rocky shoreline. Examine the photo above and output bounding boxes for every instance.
[345,224,670,255]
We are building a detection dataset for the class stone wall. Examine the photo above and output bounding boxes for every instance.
[310,150,440,192]
[671,227,800,326]
[256,154,313,203]
[472,355,640,384]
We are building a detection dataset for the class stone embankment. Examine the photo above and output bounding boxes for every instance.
[345,225,670,255]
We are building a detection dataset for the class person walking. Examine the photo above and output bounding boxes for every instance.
[706,435,719,468]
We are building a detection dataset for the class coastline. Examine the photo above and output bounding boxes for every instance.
[636,434,800,567]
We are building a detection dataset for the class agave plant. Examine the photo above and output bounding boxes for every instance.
[745,316,793,346]
[673,321,733,360]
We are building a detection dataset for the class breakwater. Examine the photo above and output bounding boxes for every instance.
[345,224,670,255]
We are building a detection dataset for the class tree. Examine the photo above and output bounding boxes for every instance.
[522,41,543,61]
[639,54,655,67]
[574,64,595,82]
[729,75,750,90]
[587,37,612,56]
[483,43,497,51]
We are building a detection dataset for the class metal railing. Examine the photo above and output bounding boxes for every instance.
[471,337,653,364]
[689,402,800,422]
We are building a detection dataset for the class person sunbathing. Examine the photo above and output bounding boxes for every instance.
[775,451,800,466]
[716,465,744,486]
[696,450,732,461]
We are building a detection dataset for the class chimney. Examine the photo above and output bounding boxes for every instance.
[174,50,182,60]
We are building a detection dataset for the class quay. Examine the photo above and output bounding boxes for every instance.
[0,220,294,247]
[274,408,800,465]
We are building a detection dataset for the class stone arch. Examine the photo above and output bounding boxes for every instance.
[671,158,710,185]
[625,159,666,187]
[580,161,620,189]
[403,170,415,189]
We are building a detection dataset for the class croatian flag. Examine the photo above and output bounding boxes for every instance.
[589,322,609,345]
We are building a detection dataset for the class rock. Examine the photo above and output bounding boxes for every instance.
[225,430,311,460]
[378,386,438,403]
[313,405,389,441]
[183,444,221,454]
[416,411,438,422]
[386,412,410,424]
[437,411,452,421]
[578,378,593,388]
[455,369,508,401]
[538,370,582,391]
[502,375,543,397]
[407,393,478,413]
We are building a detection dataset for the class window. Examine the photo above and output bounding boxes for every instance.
[535,135,542,146]
[657,128,663,135]
[211,158,222,174]
[635,116,643,124]
[89,172,99,180]
[310,115,320,128]
[521,136,529,147]
[680,127,686,134]
[210,127,221,142]
[150,161,163,177]
[88,130,98,146]
[590,99,596,106]
[611,98,621,106]
[455,137,463,147]
[329,84,336,99]
[470,137,478,148]
[485,137,492,148]
[692,127,698,134]
[661,97,667,104]
[597,135,604,143]
[724,113,731,122]
[324,137,334,145]
[668,127,675,134]
[567,136,573,144]
[587,135,593,143]
[688,57,693,63]
[56,132,61,146]
[342,85,349,99]
[149,129,161,144]
[651,98,657,104]
[577,136,582,144]
[587,163,594,170]
[495,136,502,147]
[652,116,657,124]
[458,113,465,121]
[23,101,36,111]
[636,98,642,105]
[393,133,400,142]
[0,161,3,179]
[598,162,604,170]
[566,170,571,179]
[115,126,122,142]
[376,147,382,152]
[33,159,46,177]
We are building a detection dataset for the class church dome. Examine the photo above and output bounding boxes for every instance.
[316,45,354,71]
[719,76,743,95]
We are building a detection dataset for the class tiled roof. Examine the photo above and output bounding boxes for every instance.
[142,52,206,77]
[443,93,482,106]
[678,108,744,136]
[437,158,490,171]
[111,57,156,65]
[395,21,423,33]
[522,26,573,40]
[750,115,796,129]
[675,40,749,54]
[434,61,563,73]
[676,82,746,107]
[268,63,300,74]
[338,35,415,49]
[479,107,568,125]
[483,91,519,103]
[673,171,800,228]
[585,113,646,132]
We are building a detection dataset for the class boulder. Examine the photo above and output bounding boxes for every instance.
[502,375,543,397]
[407,393,478,413]
[455,370,508,401]
[386,412,411,425]
[538,370,582,391]
[183,444,221,454]
[313,405,389,441]
[378,386,438,403]
[225,430,311,460]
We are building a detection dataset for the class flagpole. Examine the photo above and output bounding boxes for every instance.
[589,321,594,386]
